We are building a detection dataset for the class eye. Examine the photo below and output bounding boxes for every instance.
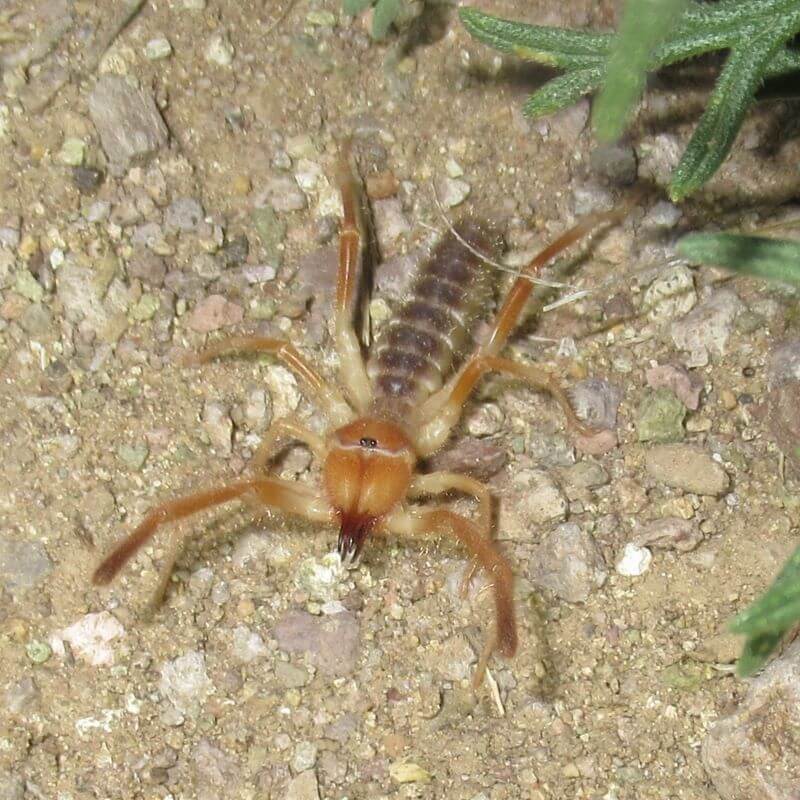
[359,437,378,449]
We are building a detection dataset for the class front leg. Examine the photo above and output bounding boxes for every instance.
[408,472,492,595]
[334,151,373,413]
[189,336,352,425]
[414,354,595,456]
[249,416,327,473]
[93,478,332,608]
[382,505,516,688]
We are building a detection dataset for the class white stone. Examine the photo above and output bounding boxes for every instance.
[57,611,125,666]
[615,543,653,577]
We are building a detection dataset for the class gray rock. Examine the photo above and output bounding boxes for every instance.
[232,625,267,663]
[201,401,232,455]
[569,378,623,430]
[530,522,607,603]
[645,444,729,496]
[273,610,359,676]
[4,676,39,714]
[127,248,167,287]
[257,175,307,213]
[88,76,169,174]
[165,197,205,233]
[427,437,507,480]
[702,640,800,800]
[671,289,744,367]
[643,200,682,229]
[0,537,52,592]
[514,469,568,526]
[634,517,702,553]
[769,339,800,387]
[285,770,320,800]
[194,738,239,788]
[159,651,213,718]
[560,460,610,491]
[372,198,411,245]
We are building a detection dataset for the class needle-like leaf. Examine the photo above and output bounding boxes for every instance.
[677,233,800,286]
[459,1,800,197]
[729,545,800,676]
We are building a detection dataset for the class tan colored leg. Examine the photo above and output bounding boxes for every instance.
[381,505,516,688]
[484,207,625,357]
[414,354,595,456]
[249,417,327,473]
[189,336,352,426]
[408,472,492,596]
[334,151,372,413]
[92,479,332,607]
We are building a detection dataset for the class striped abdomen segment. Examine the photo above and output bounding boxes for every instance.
[368,219,502,411]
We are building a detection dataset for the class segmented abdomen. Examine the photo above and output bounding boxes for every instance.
[368,219,502,414]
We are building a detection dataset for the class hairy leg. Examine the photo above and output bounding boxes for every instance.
[189,336,351,425]
[93,478,332,607]
[408,471,492,595]
[334,150,372,412]
[415,354,594,456]
[249,416,327,473]
[382,505,516,687]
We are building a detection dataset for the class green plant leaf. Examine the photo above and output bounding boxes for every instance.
[669,9,800,200]
[677,233,800,286]
[593,0,690,142]
[460,1,800,197]
[372,0,402,39]
[524,66,604,118]
[343,0,373,15]
[729,545,800,676]
[459,8,608,70]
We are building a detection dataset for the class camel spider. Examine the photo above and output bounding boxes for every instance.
[93,153,621,686]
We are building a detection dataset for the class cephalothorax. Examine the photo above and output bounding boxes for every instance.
[93,151,620,685]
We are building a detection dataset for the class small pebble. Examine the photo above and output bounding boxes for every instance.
[159,651,213,717]
[645,363,703,410]
[144,37,172,60]
[205,32,234,67]
[285,771,320,800]
[615,543,652,576]
[57,611,125,666]
[188,295,243,333]
[389,762,432,784]
[58,137,86,166]
[232,625,267,663]
[530,523,607,602]
[643,265,697,323]
[437,177,470,208]
[465,402,504,437]
[201,401,233,455]
[634,517,703,552]
[636,388,686,443]
[117,442,149,470]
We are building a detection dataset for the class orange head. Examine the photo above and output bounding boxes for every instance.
[323,418,415,562]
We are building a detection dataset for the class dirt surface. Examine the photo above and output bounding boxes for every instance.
[2,1,800,799]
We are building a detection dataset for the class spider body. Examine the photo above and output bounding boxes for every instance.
[93,152,621,685]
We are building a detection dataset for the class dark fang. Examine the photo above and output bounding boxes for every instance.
[337,513,374,564]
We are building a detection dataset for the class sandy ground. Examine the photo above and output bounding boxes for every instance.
[2,1,800,798]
